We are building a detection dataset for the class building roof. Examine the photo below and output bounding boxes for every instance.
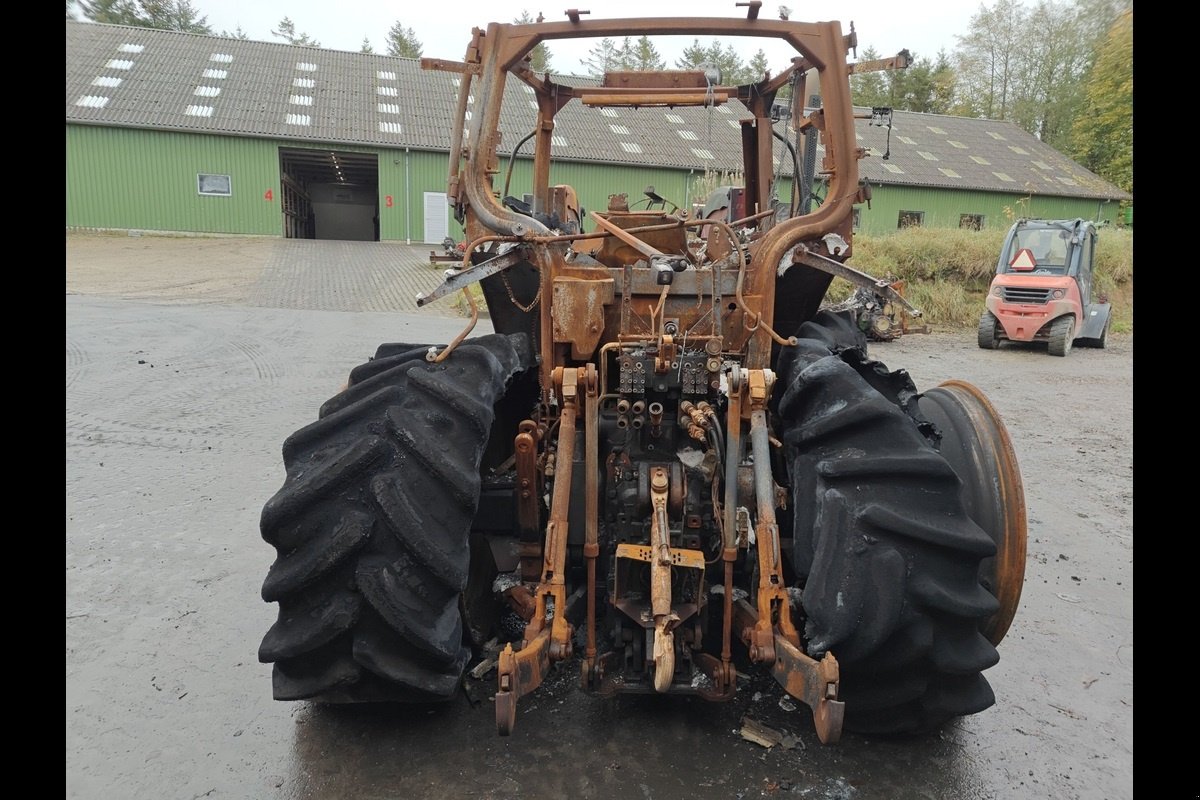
[66,19,1129,201]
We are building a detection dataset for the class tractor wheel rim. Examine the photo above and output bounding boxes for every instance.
[917,380,1028,646]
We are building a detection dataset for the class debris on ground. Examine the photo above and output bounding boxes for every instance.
[469,657,498,680]
[739,716,804,750]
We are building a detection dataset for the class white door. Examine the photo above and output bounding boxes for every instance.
[423,192,448,244]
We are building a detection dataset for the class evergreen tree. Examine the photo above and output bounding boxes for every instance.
[675,39,746,84]
[850,46,889,107]
[138,0,212,34]
[514,11,553,73]
[360,36,374,54]
[385,22,422,58]
[615,37,636,70]
[581,37,620,76]
[629,35,664,70]
[80,0,212,33]
[271,16,321,47]
[745,49,770,83]
[78,0,144,26]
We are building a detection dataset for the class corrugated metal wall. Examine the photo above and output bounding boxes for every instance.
[378,149,450,243]
[67,125,283,235]
[67,124,1123,242]
[856,184,1122,235]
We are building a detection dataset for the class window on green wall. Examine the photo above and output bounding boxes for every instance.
[197,173,232,196]
[898,210,923,228]
[960,214,984,231]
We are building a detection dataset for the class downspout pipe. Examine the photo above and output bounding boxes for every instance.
[405,147,411,245]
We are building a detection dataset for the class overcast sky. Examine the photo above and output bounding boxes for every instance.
[182,0,976,74]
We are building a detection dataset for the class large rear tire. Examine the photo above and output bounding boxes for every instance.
[257,334,529,703]
[775,310,1001,735]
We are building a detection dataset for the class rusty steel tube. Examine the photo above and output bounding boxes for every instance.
[723,385,742,550]
[544,405,577,586]
[430,287,479,364]
[446,69,473,193]
[584,370,600,674]
[649,467,674,692]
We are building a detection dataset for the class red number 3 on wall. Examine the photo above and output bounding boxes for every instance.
[385,195,394,208]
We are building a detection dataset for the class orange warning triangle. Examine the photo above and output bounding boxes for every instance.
[1010,248,1037,271]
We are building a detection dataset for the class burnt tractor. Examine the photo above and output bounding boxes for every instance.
[257,7,1027,743]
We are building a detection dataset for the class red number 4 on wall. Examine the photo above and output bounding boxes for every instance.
[264,189,274,201]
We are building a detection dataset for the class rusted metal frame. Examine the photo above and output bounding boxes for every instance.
[648,466,676,692]
[744,375,801,660]
[720,373,843,744]
[602,70,710,89]
[733,598,845,744]
[463,17,846,242]
[739,120,764,221]
[582,365,601,687]
[416,247,524,306]
[490,18,842,73]
[511,63,570,97]
[721,209,777,229]
[847,50,912,74]
[444,64,474,206]
[495,625,551,735]
[540,367,580,661]
[744,21,858,370]
[532,246,559,400]
[514,421,540,539]
[418,57,480,75]
[737,90,776,225]
[580,89,733,107]
[787,247,923,318]
[462,24,551,240]
[531,87,573,214]
[588,212,667,262]
[711,245,723,339]
[495,367,582,734]
[790,67,808,128]
[748,404,796,649]
[755,59,808,98]
[737,0,762,20]
[720,218,794,348]
[586,86,737,96]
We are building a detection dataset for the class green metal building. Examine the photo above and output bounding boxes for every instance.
[66,20,1129,243]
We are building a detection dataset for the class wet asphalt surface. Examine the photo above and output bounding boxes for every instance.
[66,235,1133,800]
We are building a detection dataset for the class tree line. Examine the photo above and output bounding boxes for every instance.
[67,0,1131,195]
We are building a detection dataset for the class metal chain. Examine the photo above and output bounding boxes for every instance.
[501,269,541,312]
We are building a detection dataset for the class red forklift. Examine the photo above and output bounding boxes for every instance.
[978,218,1111,356]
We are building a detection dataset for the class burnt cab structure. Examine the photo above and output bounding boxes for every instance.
[978,218,1111,356]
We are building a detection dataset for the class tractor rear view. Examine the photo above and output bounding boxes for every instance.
[256,6,1028,743]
